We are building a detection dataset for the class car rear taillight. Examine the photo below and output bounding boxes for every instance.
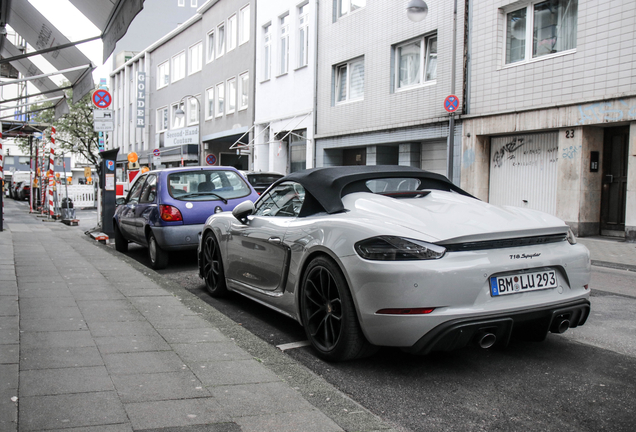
[159,205,183,221]
[376,308,435,315]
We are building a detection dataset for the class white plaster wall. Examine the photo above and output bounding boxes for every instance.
[626,121,636,234]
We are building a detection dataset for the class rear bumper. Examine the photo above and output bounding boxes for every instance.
[403,298,590,355]
[151,224,203,251]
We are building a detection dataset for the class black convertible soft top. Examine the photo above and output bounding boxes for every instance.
[272,165,475,214]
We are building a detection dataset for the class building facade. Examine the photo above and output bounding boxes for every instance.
[461,0,636,241]
[252,0,316,174]
[109,0,256,179]
[314,0,466,184]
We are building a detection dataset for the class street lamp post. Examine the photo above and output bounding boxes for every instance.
[175,95,202,166]
[406,0,458,183]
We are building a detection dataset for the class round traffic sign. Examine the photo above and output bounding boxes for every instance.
[206,154,217,165]
[444,95,459,113]
[92,90,112,108]
[153,148,160,156]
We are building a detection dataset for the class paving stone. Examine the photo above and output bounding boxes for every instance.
[159,328,226,345]
[234,410,343,432]
[191,359,281,387]
[123,398,229,431]
[111,370,211,403]
[171,342,253,363]
[88,321,161,338]
[19,306,84,321]
[20,346,104,370]
[19,366,114,396]
[19,391,128,431]
[102,351,186,375]
[95,334,172,354]
[19,317,88,332]
[0,344,19,364]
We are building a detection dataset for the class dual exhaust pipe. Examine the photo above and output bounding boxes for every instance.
[475,316,571,349]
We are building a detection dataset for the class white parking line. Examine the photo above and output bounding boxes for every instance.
[276,340,311,351]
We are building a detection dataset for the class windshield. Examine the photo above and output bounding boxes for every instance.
[168,170,252,201]
[365,178,422,193]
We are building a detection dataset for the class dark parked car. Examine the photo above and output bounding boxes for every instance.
[241,171,284,194]
[15,181,31,201]
[114,166,259,269]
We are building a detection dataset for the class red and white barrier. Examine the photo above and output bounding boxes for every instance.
[48,127,56,217]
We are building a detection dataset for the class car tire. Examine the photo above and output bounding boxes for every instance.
[148,232,169,270]
[300,256,377,362]
[113,223,128,253]
[201,232,228,297]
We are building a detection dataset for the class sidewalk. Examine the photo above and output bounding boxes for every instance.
[0,199,393,432]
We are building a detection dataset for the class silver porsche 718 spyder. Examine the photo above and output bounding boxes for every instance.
[197,165,591,361]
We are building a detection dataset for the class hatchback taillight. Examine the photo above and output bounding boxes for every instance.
[159,205,183,222]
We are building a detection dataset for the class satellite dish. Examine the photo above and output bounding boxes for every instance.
[511,18,526,40]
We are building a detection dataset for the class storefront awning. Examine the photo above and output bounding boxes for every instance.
[0,0,144,113]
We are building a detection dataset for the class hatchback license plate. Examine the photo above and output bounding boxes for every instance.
[490,270,557,296]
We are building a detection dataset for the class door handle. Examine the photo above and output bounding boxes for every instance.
[605,174,614,184]
[268,237,282,244]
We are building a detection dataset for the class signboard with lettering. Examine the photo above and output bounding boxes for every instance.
[136,72,146,128]
[164,126,199,147]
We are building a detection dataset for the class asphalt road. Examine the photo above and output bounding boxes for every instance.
[107,237,636,432]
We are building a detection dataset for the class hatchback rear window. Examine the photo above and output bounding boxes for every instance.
[168,170,252,201]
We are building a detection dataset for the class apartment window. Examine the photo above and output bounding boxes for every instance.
[505,0,578,65]
[239,4,250,45]
[171,51,186,82]
[157,61,169,88]
[227,14,237,52]
[289,129,307,173]
[205,87,214,119]
[191,0,197,7]
[215,82,224,117]
[178,0,184,6]
[189,42,203,74]
[263,24,271,80]
[335,57,364,103]
[157,107,169,131]
[395,34,437,90]
[239,72,249,110]
[187,96,199,125]
[171,102,185,129]
[217,22,226,58]
[298,3,309,68]
[206,31,215,62]
[227,77,237,114]
[279,13,289,74]
[339,0,366,18]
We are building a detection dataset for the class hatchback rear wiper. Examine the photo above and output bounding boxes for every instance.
[179,192,228,204]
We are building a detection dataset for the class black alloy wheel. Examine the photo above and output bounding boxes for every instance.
[301,256,376,361]
[202,232,227,297]
[113,223,128,253]
[148,232,169,270]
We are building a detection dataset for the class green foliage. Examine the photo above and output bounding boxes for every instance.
[17,85,100,167]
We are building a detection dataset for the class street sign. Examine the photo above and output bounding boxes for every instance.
[444,95,459,113]
[153,148,160,156]
[206,154,217,165]
[94,120,114,132]
[92,89,112,108]
[93,109,113,120]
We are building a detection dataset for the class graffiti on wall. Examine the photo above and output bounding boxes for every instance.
[562,145,582,159]
[575,99,636,125]
[492,137,526,168]
[492,137,559,169]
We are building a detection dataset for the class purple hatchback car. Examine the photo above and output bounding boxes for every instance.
[113,166,259,269]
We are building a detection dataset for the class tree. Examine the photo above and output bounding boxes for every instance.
[18,85,100,167]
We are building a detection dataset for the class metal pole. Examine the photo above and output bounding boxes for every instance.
[447,0,458,183]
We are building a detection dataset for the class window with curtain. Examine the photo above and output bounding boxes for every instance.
[227,78,236,114]
[239,72,249,110]
[279,14,289,74]
[157,107,169,131]
[217,22,226,58]
[206,30,215,63]
[171,51,185,82]
[227,14,237,52]
[298,3,309,68]
[263,24,271,80]
[157,61,169,89]
[216,83,225,117]
[505,0,577,65]
[205,87,214,119]
[395,34,437,90]
[239,5,250,45]
[189,42,202,74]
[289,129,307,173]
[171,102,185,129]
[187,97,199,125]
[339,0,366,18]
[335,57,364,103]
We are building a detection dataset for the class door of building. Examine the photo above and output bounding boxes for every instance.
[343,148,366,166]
[600,126,629,236]
[489,132,559,215]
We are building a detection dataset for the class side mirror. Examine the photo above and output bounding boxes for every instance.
[232,200,255,224]
[115,197,126,206]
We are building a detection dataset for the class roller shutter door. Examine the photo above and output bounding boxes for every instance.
[489,132,559,215]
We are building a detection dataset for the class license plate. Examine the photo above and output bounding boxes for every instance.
[490,270,557,296]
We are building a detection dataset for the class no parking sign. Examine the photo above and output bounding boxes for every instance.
[92,89,112,109]
[206,154,217,165]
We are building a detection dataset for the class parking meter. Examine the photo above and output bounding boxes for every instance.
[99,148,119,237]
